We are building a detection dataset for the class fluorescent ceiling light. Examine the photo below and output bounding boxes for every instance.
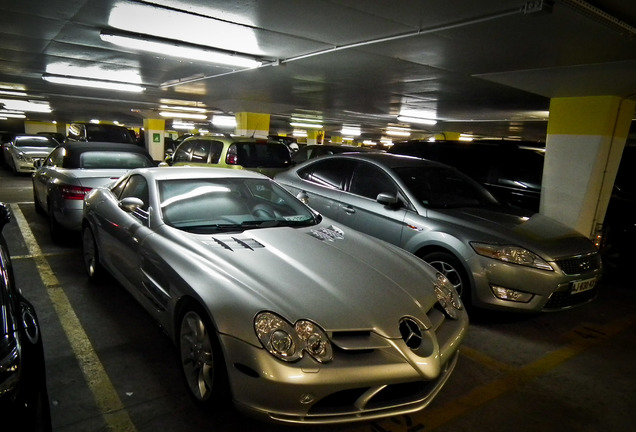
[160,111,207,120]
[42,74,145,92]
[0,99,51,113]
[101,32,262,68]
[397,115,437,125]
[160,105,207,113]
[172,121,195,130]
[386,126,411,137]
[0,90,28,97]
[341,126,361,136]
[293,129,308,137]
[212,115,236,127]
[0,111,26,119]
[290,121,323,129]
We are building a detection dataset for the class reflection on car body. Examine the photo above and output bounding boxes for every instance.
[32,142,155,243]
[275,153,603,313]
[81,166,468,424]
[0,203,51,431]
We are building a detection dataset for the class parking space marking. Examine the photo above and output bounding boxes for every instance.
[11,204,137,432]
[358,314,636,432]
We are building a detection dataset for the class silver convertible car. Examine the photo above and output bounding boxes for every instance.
[275,153,603,313]
[81,167,467,424]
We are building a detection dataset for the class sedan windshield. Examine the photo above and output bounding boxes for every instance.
[15,136,57,148]
[159,177,318,233]
[394,166,500,209]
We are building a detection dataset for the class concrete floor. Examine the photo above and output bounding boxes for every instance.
[2,168,635,432]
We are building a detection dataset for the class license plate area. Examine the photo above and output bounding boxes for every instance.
[570,277,597,294]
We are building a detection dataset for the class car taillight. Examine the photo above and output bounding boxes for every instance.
[60,185,92,200]
[226,153,238,165]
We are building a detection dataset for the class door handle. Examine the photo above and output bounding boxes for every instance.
[343,205,355,214]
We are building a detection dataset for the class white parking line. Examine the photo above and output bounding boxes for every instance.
[11,204,137,432]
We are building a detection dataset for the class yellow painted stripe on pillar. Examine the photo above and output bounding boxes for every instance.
[236,112,270,132]
[11,205,137,432]
[144,118,165,130]
[547,95,633,137]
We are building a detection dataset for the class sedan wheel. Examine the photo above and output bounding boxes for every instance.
[421,251,469,300]
[82,226,103,280]
[179,308,228,404]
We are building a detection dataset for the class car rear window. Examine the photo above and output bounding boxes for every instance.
[233,142,291,168]
[79,151,154,169]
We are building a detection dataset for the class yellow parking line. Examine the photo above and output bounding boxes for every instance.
[11,204,137,432]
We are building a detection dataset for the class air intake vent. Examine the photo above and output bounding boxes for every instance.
[206,236,264,251]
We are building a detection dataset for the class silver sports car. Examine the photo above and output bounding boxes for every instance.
[81,167,468,424]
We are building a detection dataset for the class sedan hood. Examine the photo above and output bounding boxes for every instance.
[14,147,52,157]
[431,206,597,259]
[176,224,441,338]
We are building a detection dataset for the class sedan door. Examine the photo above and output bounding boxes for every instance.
[338,161,408,245]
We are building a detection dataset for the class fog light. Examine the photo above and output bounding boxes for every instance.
[491,285,533,303]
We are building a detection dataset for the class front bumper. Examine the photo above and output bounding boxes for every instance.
[220,307,467,424]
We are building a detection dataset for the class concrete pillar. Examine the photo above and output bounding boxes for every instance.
[541,96,635,238]
[143,118,165,161]
[235,112,269,138]
[306,129,324,145]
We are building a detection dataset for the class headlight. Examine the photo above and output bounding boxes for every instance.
[434,273,463,319]
[470,242,553,271]
[254,312,333,363]
[16,152,30,162]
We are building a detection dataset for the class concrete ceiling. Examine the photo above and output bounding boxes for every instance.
[1,0,635,142]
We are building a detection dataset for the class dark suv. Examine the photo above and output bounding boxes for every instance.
[388,140,545,211]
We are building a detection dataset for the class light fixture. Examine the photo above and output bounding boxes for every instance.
[172,121,195,130]
[386,126,411,137]
[100,31,262,68]
[160,104,207,113]
[211,115,236,127]
[341,126,361,136]
[159,111,207,120]
[42,74,145,92]
[0,99,51,113]
[0,111,26,119]
[290,121,323,129]
[396,115,438,125]
[0,90,28,97]
[293,129,308,137]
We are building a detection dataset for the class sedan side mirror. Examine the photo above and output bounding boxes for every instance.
[377,193,400,207]
[119,197,145,213]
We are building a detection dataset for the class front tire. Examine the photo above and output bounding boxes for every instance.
[178,306,229,405]
[82,225,104,280]
[421,251,470,302]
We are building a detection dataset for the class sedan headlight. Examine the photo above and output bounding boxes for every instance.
[470,242,554,271]
[16,152,31,162]
[254,312,333,363]
[434,273,463,319]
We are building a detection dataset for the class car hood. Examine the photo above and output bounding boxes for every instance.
[12,147,52,157]
[174,223,442,339]
[431,206,597,259]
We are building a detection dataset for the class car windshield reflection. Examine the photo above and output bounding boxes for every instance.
[159,177,317,233]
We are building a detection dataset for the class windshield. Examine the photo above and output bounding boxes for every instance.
[394,165,500,209]
[159,177,318,233]
[15,136,57,148]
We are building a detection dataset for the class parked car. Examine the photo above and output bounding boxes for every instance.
[275,153,602,313]
[0,203,52,431]
[66,122,137,144]
[388,139,545,211]
[1,135,58,174]
[81,167,468,424]
[32,142,155,242]
[166,135,292,177]
[292,144,382,164]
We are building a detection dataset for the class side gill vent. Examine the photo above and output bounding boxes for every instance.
[206,236,264,251]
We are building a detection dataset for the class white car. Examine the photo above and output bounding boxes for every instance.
[2,134,58,174]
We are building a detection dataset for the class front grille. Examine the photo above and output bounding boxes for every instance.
[554,252,601,275]
[544,286,599,310]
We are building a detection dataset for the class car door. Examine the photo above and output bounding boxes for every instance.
[294,158,356,220]
[33,147,64,209]
[339,161,408,245]
[99,174,152,294]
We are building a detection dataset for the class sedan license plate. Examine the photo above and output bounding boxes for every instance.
[570,277,597,294]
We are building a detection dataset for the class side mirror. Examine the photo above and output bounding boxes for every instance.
[296,191,309,205]
[119,197,144,213]
[377,193,399,207]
